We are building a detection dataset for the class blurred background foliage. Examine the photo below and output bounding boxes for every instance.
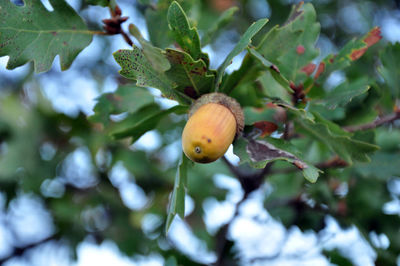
[0,0,400,265]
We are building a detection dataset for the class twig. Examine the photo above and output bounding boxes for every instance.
[343,111,400,132]
[283,121,290,140]
[222,156,273,195]
[120,30,133,46]
[315,156,348,169]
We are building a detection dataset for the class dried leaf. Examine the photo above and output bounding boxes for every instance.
[234,137,321,182]
[314,27,382,82]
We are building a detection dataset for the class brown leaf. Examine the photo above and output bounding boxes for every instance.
[364,27,382,48]
[314,62,325,79]
[253,121,278,137]
[350,47,367,61]
[349,26,382,61]
[247,139,297,162]
[301,63,316,76]
[283,1,304,26]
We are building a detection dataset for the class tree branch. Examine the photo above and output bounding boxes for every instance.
[343,111,400,132]
[0,235,57,265]
[215,158,274,265]
[214,195,247,266]
[222,156,245,180]
[222,156,273,195]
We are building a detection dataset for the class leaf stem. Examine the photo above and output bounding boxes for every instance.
[120,30,133,46]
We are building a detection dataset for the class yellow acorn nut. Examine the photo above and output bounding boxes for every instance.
[182,93,244,163]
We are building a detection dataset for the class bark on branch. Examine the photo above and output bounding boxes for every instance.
[343,111,400,132]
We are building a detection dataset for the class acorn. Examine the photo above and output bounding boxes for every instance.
[182,93,244,163]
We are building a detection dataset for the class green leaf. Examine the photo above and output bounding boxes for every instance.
[165,49,215,98]
[377,42,400,99]
[165,256,178,266]
[112,105,188,143]
[233,137,321,182]
[112,149,162,180]
[302,167,320,183]
[0,0,92,72]
[375,128,400,152]
[308,104,345,121]
[257,70,293,104]
[166,153,191,233]
[248,47,274,68]
[107,103,160,138]
[128,23,171,73]
[167,1,209,65]
[296,113,379,164]
[113,47,171,88]
[84,0,109,6]
[201,6,238,46]
[341,85,382,126]
[243,106,277,126]
[145,7,173,48]
[220,54,264,95]
[0,96,41,178]
[320,77,370,109]
[113,47,192,105]
[248,47,294,103]
[257,2,320,84]
[323,249,354,266]
[89,85,154,126]
[230,84,265,108]
[355,152,400,179]
[281,103,315,123]
[315,27,382,82]
[216,18,268,90]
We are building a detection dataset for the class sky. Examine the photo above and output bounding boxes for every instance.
[1,0,400,265]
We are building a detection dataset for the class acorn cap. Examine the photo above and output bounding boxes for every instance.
[189,92,244,134]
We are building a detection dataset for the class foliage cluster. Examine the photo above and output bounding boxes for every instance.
[0,0,400,265]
